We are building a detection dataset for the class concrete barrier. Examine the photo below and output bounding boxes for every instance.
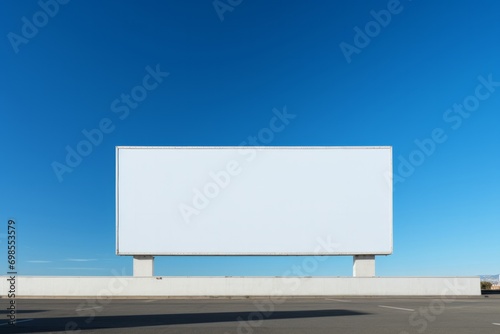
[1,276,480,297]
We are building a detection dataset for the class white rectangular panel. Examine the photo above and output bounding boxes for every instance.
[116,146,392,255]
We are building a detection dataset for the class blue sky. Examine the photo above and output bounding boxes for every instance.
[0,0,499,277]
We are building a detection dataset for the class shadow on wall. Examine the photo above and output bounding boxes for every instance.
[5,309,370,333]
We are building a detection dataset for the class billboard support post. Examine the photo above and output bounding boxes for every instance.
[133,256,154,277]
[353,255,375,277]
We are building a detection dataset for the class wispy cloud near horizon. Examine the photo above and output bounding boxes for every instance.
[53,267,107,271]
[26,260,52,263]
[65,258,98,262]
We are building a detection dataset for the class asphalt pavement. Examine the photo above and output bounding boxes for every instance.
[1,296,499,333]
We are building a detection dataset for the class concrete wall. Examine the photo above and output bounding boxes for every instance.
[1,276,480,297]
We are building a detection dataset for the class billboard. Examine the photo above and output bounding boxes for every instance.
[116,146,392,255]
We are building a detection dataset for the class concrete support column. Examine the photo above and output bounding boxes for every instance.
[353,255,375,277]
[133,256,154,277]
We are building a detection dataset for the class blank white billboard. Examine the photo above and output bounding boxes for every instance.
[116,146,392,255]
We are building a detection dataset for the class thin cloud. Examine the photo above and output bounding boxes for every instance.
[65,258,98,262]
[53,267,107,271]
[27,260,52,263]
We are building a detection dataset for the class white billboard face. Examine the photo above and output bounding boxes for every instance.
[116,146,392,255]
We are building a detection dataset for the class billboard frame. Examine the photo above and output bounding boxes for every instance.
[116,146,393,257]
